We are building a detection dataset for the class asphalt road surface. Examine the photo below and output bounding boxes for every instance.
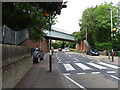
[55,50,120,89]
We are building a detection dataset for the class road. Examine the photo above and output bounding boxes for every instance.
[55,50,120,89]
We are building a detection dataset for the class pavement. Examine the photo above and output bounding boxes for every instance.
[14,50,120,88]
[14,53,68,88]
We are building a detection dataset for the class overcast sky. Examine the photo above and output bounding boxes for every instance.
[52,0,119,34]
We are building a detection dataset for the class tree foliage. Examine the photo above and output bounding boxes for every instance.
[2,3,31,30]
[2,2,63,42]
[74,2,118,50]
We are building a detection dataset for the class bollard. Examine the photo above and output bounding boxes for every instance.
[108,51,110,59]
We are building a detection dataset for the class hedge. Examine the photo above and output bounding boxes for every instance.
[95,43,112,51]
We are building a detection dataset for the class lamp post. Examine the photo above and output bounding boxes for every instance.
[49,12,52,72]
[44,11,52,72]
[108,8,114,62]
[86,26,87,41]
[44,2,67,72]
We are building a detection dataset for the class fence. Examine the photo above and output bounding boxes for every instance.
[16,29,29,45]
[2,25,29,45]
[2,44,32,88]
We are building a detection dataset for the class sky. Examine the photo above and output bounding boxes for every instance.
[52,0,119,34]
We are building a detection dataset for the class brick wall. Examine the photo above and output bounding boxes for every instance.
[20,38,49,53]
[41,38,49,53]
[20,39,38,48]
[76,42,88,52]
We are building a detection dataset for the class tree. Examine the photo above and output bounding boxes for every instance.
[2,3,31,30]
[73,31,85,42]
[75,2,118,50]
[2,2,64,43]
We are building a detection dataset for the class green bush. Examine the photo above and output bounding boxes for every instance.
[52,42,59,49]
[112,39,120,51]
[68,42,76,48]
[95,43,112,51]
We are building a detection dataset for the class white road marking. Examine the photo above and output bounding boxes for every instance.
[63,64,75,71]
[69,55,71,57]
[64,75,86,89]
[73,58,79,62]
[77,73,86,75]
[111,75,120,80]
[98,62,119,69]
[91,72,100,74]
[75,63,91,70]
[63,73,70,75]
[57,58,63,63]
[87,63,107,69]
[107,71,116,74]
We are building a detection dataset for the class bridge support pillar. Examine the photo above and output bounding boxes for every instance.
[41,38,49,53]
[76,41,88,52]
[76,43,81,50]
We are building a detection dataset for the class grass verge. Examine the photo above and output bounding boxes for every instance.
[69,48,82,53]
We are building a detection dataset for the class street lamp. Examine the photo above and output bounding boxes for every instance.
[108,8,117,62]
[107,8,114,62]
[44,2,67,72]
[86,28,87,41]
[44,11,52,72]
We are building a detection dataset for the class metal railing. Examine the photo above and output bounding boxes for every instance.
[2,25,29,45]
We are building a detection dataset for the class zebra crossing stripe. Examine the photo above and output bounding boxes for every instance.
[87,63,107,69]
[75,63,91,70]
[107,71,116,74]
[98,62,119,69]
[91,72,100,74]
[77,73,85,75]
[63,64,75,71]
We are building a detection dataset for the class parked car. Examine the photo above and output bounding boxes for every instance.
[86,49,100,56]
[33,48,44,63]
[58,48,62,51]
[64,47,68,50]
[31,48,35,55]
